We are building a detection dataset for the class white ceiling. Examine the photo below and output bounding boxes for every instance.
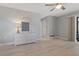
[0,3,79,18]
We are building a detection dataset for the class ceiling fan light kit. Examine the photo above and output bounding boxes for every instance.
[56,4,62,9]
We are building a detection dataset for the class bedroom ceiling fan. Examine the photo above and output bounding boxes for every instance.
[45,3,66,11]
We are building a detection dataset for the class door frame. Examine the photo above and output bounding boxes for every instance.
[68,16,76,42]
[41,18,49,39]
[76,17,79,41]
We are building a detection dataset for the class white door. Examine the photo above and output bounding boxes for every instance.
[41,19,49,39]
[68,16,75,41]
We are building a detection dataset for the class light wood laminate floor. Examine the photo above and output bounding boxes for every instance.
[0,38,79,56]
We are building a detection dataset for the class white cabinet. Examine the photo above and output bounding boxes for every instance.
[15,32,33,45]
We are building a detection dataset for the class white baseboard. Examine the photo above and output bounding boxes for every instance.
[55,35,68,40]
[0,42,14,46]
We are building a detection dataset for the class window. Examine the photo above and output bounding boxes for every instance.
[22,22,29,31]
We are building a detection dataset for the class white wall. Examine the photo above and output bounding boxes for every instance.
[0,6,41,45]
[47,16,56,36]
[0,17,16,43]
[56,17,68,37]
[41,16,56,37]
[56,11,79,41]
[1,4,79,44]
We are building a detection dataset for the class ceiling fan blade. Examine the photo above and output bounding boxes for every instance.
[60,3,66,10]
[45,3,57,6]
[50,8,55,11]
[45,3,66,11]
[61,6,66,10]
[50,5,57,11]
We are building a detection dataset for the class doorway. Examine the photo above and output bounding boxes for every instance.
[76,17,79,41]
[68,16,75,41]
[41,19,49,39]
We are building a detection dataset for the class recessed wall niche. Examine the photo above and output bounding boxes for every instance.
[21,17,30,32]
[22,22,29,32]
[16,16,31,33]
